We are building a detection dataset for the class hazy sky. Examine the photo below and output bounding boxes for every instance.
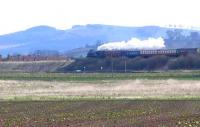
[0,0,199,35]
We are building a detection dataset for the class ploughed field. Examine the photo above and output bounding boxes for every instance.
[1,100,200,127]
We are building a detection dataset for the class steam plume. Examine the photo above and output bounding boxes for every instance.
[97,37,165,50]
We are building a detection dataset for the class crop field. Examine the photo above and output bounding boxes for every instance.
[1,71,200,126]
[1,100,200,127]
[0,71,200,81]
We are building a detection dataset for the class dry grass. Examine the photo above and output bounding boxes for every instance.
[1,79,200,100]
[0,60,73,73]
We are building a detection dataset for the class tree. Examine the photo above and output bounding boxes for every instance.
[190,32,200,41]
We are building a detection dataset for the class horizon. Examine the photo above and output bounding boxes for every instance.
[0,0,200,35]
[1,24,199,36]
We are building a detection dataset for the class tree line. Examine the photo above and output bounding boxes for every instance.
[165,30,200,48]
[60,54,200,72]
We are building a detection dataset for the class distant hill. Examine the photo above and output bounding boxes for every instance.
[0,24,199,56]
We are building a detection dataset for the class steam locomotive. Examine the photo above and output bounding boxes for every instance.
[87,48,200,58]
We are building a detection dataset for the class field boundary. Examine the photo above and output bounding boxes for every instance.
[2,95,200,102]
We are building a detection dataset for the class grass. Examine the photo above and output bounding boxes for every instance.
[0,71,200,81]
[2,95,200,102]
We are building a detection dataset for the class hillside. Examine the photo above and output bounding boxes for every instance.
[0,60,73,73]
[0,24,199,56]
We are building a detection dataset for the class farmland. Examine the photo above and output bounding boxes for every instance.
[1,100,200,127]
[2,79,200,101]
[1,71,200,126]
[1,71,200,81]
[0,60,72,73]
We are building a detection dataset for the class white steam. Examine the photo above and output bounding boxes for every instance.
[97,37,165,51]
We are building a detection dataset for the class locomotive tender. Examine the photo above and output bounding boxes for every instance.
[87,48,200,58]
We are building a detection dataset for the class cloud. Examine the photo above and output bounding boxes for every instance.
[97,37,165,50]
[0,0,200,35]
[0,43,26,50]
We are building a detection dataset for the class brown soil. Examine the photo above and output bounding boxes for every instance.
[1,100,200,127]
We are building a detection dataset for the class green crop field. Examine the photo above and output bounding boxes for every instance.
[0,71,200,81]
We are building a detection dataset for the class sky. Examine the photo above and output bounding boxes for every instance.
[0,0,200,35]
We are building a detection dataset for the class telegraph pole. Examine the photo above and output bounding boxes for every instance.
[111,53,114,78]
[83,66,86,73]
[124,59,127,73]
[122,56,127,73]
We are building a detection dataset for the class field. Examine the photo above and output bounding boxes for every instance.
[1,100,200,127]
[0,60,72,73]
[2,79,200,101]
[1,71,200,81]
[0,71,200,100]
[1,71,200,126]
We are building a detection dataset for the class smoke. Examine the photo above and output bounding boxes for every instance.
[97,37,165,50]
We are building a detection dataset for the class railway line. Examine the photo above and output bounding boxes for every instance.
[87,48,199,58]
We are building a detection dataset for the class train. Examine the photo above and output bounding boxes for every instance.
[87,48,200,58]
